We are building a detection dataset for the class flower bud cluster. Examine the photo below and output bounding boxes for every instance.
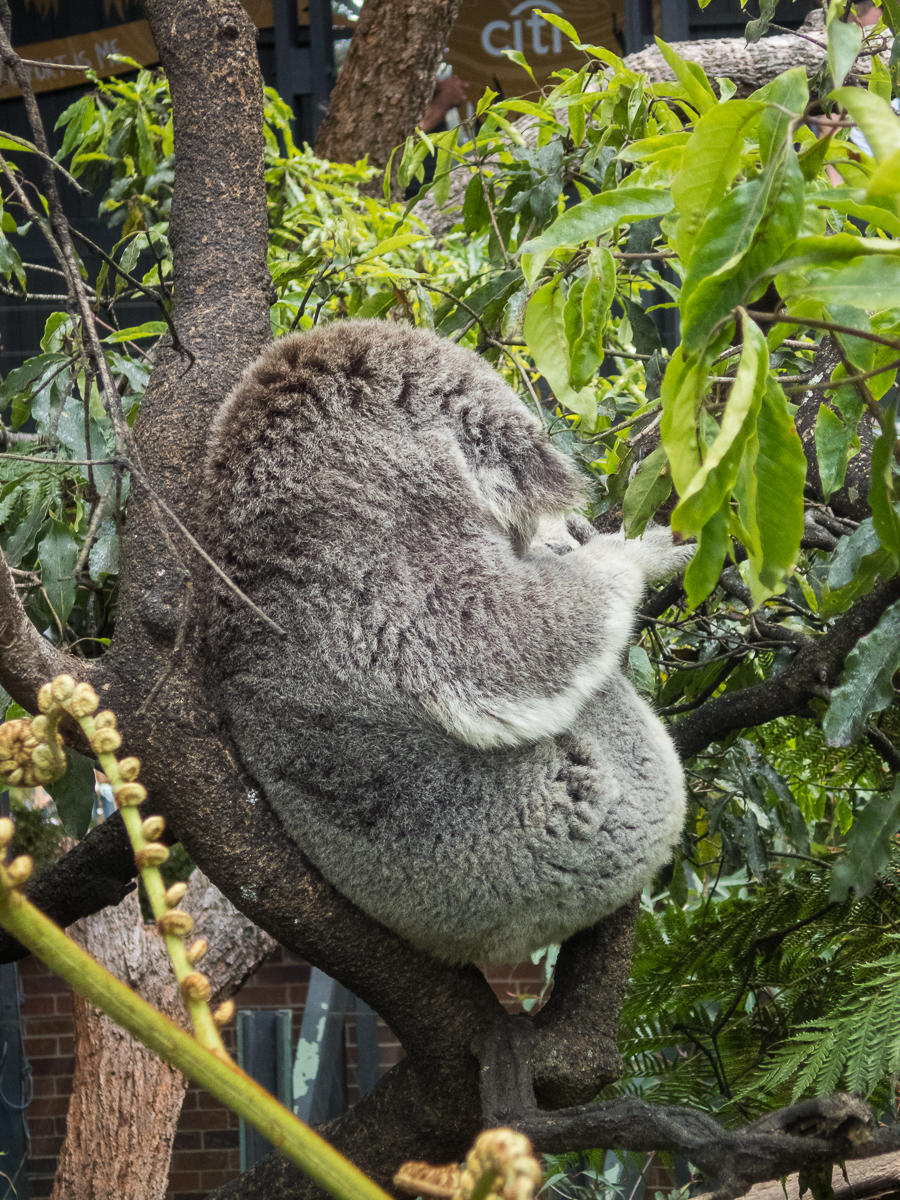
[0,717,64,788]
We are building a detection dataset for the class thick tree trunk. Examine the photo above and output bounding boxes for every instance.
[313,0,463,170]
[622,10,887,97]
[49,873,275,1200]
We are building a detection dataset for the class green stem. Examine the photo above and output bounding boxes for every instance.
[0,878,392,1200]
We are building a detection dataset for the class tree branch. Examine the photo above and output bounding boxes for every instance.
[0,552,88,710]
[670,577,900,759]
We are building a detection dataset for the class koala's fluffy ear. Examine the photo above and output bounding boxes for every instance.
[453,394,587,553]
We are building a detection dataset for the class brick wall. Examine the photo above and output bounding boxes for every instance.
[18,944,546,1198]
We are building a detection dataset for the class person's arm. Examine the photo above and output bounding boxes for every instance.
[419,75,469,133]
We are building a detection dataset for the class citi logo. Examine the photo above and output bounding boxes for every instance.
[480,1,564,57]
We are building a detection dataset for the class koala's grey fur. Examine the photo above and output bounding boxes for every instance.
[202,319,689,964]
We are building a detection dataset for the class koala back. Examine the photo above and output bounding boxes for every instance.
[202,320,686,964]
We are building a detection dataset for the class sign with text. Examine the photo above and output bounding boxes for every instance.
[447,0,624,104]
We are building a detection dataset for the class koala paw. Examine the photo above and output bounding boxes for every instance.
[627,524,695,583]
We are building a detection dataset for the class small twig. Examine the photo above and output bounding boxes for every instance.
[488,337,547,431]
[587,402,662,441]
[611,250,677,260]
[124,460,287,639]
[747,309,900,353]
[0,453,116,466]
[0,130,86,194]
[18,58,89,71]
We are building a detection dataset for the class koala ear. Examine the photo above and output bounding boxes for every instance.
[456,395,586,552]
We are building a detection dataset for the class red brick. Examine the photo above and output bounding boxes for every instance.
[198,1169,240,1188]
[23,1037,59,1058]
[174,1151,237,1171]
[27,1096,68,1118]
[178,1109,233,1132]
[20,995,55,1015]
[30,1077,56,1098]
[27,1119,57,1138]
[166,1172,202,1191]
[28,1137,64,1158]
[23,1017,72,1036]
[197,1091,230,1110]
[29,1055,73,1077]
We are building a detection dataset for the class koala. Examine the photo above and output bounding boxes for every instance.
[201,319,691,964]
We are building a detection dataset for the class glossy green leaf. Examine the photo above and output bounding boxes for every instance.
[824,597,900,748]
[753,376,806,594]
[48,749,97,840]
[623,443,673,537]
[38,521,79,627]
[781,254,900,310]
[654,38,717,115]
[827,17,863,90]
[868,421,900,560]
[660,351,709,497]
[815,403,856,499]
[671,101,765,263]
[683,500,730,608]
[681,151,805,353]
[673,317,767,534]
[832,87,900,163]
[830,783,900,901]
[519,188,673,285]
[523,279,596,422]
[751,68,809,164]
[101,321,168,343]
[564,246,615,389]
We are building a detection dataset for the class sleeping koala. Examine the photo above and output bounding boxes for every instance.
[201,320,691,964]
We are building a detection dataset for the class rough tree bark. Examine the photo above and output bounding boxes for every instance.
[1,1,900,1198]
[621,9,887,98]
[49,873,276,1200]
[313,0,463,170]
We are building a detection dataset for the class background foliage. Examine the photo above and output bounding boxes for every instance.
[4,1,900,1141]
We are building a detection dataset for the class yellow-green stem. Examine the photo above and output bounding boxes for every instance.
[81,718,227,1055]
[0,878,392,1200]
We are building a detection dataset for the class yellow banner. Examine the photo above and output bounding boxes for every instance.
[0,1,353,101]
[447,0,624,105]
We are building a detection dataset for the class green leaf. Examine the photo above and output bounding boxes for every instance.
[671,100,765,263]
[830,782,900,901]
[660,351,710,497]
[745,0,779,43]
[523,279,596,423]
[628,644,655,695]
[680,150,805,353]
[827,17,863,90]
[683,500,730,608]
[520,188,673,286]
[751,376,806,596]
[463,173,490,236]
[360,232,428,260]
[815,403,857,499]
[501,50,536,82]
[654,38,717,115]
[832,87,900,163]
[38,521,79,627]
[673,317,767,534]
[824,597,900,747]
[868,419,900,561]
[782,254,900,310]
[623,443,673,537]
[751,67,809,164]
[47,749,97,840]
[101,321,168,343]
[564,246,616,389]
